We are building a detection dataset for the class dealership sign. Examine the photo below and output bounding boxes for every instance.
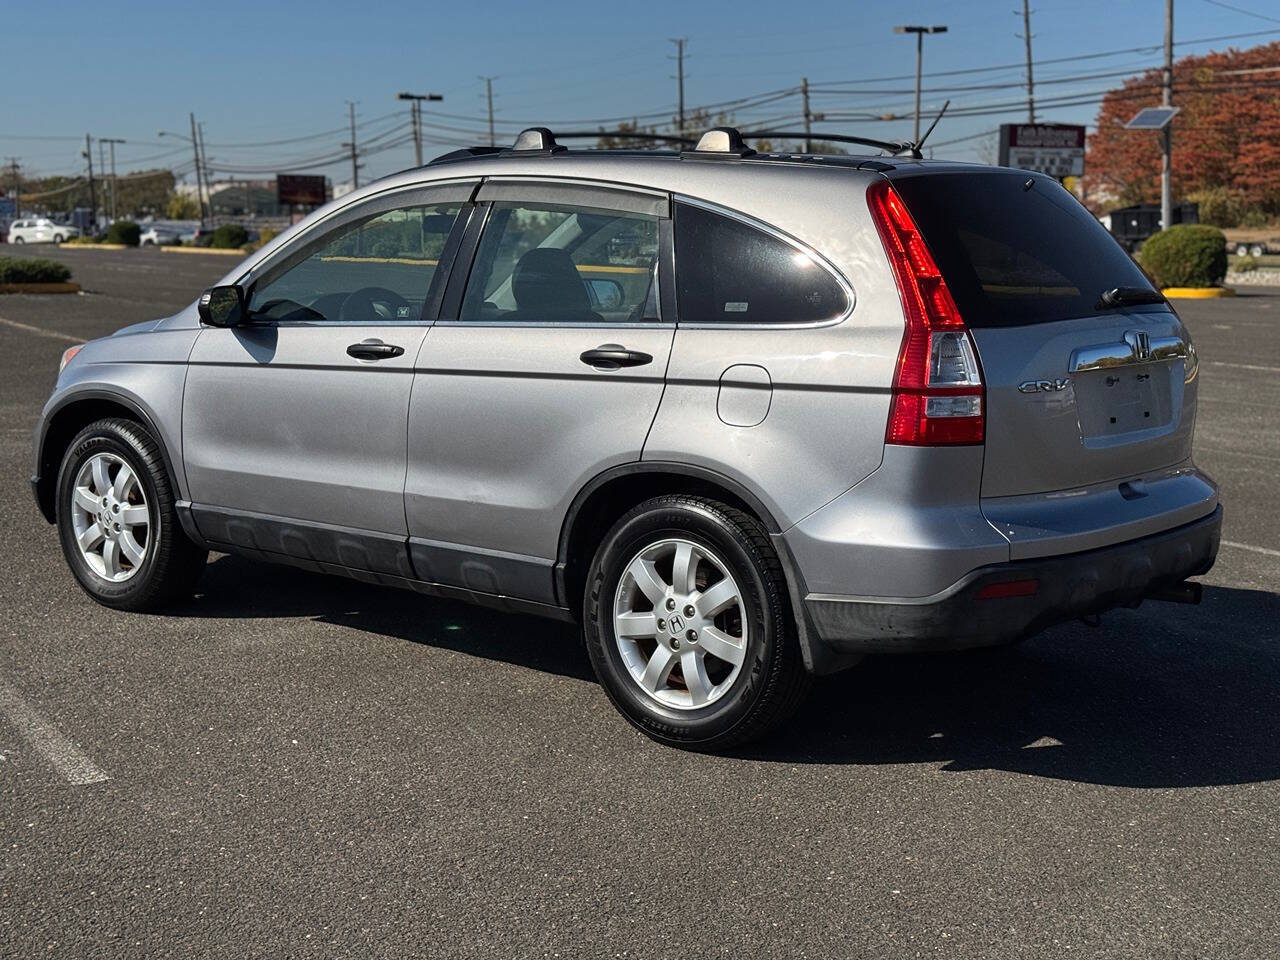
[998,123,1086,178]
[276,174,328,207]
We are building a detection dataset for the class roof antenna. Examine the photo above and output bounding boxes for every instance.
[912,99,951,156]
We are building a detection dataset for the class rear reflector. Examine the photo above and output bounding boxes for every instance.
[976,579,1040,600]
[867,179,985,446]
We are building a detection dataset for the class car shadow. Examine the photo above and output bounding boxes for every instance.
[176,554,592,682]
[741,584,1280,788]
[178,557,1279,788]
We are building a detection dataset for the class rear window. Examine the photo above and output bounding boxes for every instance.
[892,171,1158,327]
[674,202,848,325]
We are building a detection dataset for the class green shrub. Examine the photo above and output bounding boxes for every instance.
[1185,187,1251,228]
[106,220,141,246]
[0,256,73,284]
[211,224,248,249]
[1138,225,1228,288]
[1233,256,1259,273]
[258,228,278,246]
[1241,208,1268,229]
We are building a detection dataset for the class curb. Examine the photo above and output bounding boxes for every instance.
[162,246,246,257]
[59,243,129,251]
[1162,287,1235,299]
[0,282,82,294]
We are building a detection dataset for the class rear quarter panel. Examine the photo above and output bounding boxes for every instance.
[643,170,904,529]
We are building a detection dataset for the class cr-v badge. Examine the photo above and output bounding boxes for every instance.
[1018,377,1070,394]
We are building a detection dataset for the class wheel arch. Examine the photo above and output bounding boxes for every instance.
[33,390,180,523]
[556,462,847,676]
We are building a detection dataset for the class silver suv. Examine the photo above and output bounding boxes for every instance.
[32,127,1221,750]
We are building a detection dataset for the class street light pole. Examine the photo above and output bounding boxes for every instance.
[894,25,948,143]
[397,92,444,166]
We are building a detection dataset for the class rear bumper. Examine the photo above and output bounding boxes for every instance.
[804,505,1221,654]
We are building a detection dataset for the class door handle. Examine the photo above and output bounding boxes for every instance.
[579,344,653,370]
[347,340,405,360]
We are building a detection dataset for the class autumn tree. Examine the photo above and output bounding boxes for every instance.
[1085,41,1280,215]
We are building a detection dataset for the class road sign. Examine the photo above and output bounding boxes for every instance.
[1125,107,1179,130]
[276,174,327,207]
[0,196,15,221]
[998,123,1086,179]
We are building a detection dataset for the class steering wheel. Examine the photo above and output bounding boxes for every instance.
[338,286,411,323]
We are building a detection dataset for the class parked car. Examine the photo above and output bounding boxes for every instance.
[8,217,79,244]
[139,225,181,246]
[32,127,1220,750]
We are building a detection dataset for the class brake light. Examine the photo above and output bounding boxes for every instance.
[867,180,984,445]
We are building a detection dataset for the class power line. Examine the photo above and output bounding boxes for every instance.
[1200,0,1280,25]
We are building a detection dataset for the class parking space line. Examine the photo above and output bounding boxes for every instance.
[1222,540,1280,559]
[0,316,87,344]
[0,681,110,785]
[1205,360,1280,374]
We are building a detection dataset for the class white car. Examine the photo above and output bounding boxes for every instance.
[7,218,79,244]
[140,225,181,246]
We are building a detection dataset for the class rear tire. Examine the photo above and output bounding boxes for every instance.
[583,495,811,751]
[13,236,23,244]
[53,233,64,244]
[55,418,207,611]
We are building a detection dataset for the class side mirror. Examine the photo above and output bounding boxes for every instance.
[197,285,246,327]
[584,277,625,311]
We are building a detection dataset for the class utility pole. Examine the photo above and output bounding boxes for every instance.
[345,100,360,189]
[5,158,19,218]
[894,25,947,143]
[97,139,107,219]
[188,113,206,227]
[480,77,496,147]
[1161,0,1174,232]
[101,138,125,220]
[197,123,211,222]
[801,77,813,153]
[83,134,97,234]
[1020,0,1035,122]
[669,38,687,135]
[397,91,443,166]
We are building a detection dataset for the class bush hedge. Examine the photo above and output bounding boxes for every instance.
[0,256,73,284]
[211,224,248,249]
[1138,225,1228,288]
[106,220,141,246]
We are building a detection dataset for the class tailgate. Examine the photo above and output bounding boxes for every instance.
[890,168,1198,498]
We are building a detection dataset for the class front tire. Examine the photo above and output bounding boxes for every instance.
[55,418,207,611]
[13,236,23,244]
[583,495,810,751]
[53,234,64,244]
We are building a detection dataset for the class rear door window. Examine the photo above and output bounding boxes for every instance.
[891,171,1159,327]
[673,202,849,325]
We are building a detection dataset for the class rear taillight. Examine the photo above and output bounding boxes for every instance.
[867,179,984,445]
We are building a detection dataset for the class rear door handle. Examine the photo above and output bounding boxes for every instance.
[579,344,653,370]
[347,340,405,360]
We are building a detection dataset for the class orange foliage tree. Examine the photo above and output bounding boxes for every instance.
[1085,41,1280,213]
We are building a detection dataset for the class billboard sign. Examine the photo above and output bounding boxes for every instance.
[276,174,327,207]
[0,196,15,222]
[998,123,1086,179]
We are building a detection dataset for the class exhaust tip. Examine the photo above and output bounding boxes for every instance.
[1147,580,1203,605]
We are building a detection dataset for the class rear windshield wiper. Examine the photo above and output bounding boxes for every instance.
[1096,287,1166,310]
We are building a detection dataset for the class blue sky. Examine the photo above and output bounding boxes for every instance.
[5,0,1278,185]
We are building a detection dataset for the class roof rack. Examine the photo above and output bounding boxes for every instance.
[740,130,919,158]
[427,128,695,165]
[426,121,934,166]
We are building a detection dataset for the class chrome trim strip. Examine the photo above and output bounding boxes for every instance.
[1069,334,1186,373]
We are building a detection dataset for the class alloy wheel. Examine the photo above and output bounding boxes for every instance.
[612,537,748,710]
[69,452,150,582]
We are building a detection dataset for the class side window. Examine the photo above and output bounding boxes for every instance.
[674,202,848,324]
[247,202,462,323]
[459,201,660,324]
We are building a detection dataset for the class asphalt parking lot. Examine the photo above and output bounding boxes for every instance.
[1,245,1278,958]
